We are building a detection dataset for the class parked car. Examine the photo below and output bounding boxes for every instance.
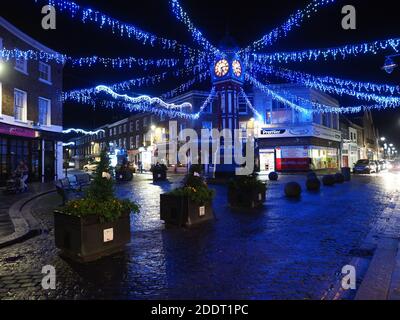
[83,161,100,172]
[390,160,400,172]
[353,159,378,174]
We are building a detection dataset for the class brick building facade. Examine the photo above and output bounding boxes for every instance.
[0,17,64,184]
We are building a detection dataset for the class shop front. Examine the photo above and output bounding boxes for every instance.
[256,124,341,173]
[0,123,63,185]
[342,142,359,169]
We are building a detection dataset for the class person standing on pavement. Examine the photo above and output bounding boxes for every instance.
[15,160,29,192]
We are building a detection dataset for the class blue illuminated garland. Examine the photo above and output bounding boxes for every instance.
[247,70,400,113]
[170,0,220,56]
[34,0,205,57]
[0,48,185,69]
[241,0,336,53]
[245,74,310,114]
[63,128,105,135]
[67,86,216,120]
[239,88,263,121]
[161,71,210,99]
[252,65,400,95]
[252,38,400,64]
[95,85,193,109]
[63,64,209,103]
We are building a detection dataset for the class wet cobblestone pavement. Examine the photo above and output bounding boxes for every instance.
[0,173,399,300]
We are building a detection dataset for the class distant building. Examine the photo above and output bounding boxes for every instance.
[0,17,64,185]
[339,116,364,168]
[254,84,342,172]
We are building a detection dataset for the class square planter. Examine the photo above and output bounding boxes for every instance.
[54,211,131,263]
[228,185,266,209]
[153,171,167,182]
[160,194,214,227]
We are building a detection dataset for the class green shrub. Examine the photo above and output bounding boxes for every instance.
[169,174,215,205]
[228,175,266,193]
[61,150,140,222]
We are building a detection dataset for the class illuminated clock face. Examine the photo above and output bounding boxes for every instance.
[232,60,242,77]
[214,59,229,77]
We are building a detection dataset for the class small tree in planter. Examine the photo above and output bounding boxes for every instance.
[160,173,215,227]
[151,163,168,182]
[228,175,267,209]
[54,150,140,263]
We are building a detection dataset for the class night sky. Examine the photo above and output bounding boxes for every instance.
[2,0,400,146]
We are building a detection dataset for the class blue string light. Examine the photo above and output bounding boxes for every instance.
[252,65,400,95]
[65,85,216,120]
[251,37,400,64]
[34,0,205,58]
[241,0,336,53]
[169,0,221,56]
[239,88,263,121]
[63,128,105,135]
[245,73,310,114]
[161,71,210,99]
[0,48,186,69]
[247,70,400,113]
[63,64,209,103]
[95,85,193,109]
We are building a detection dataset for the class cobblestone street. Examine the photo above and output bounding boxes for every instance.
[0,173,399,300]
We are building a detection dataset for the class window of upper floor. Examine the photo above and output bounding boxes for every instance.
[39,62,52,84]
[14,89,27,122]
[15,57,28,74]
[38,97,51,126]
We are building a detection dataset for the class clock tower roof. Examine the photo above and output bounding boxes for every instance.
[219,35,239,52]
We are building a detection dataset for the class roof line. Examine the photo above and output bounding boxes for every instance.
[0,16,60,55]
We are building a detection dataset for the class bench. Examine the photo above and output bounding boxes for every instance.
[55,174,91,205]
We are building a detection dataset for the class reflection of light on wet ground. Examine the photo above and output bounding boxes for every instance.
[109,173,397,299]
[380,171,400,193]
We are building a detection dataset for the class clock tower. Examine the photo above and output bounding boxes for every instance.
[210,37,246,177]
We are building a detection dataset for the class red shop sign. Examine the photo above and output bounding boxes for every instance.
[0,123,37,138]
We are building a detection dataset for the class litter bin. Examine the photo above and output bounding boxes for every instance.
[341,167,351,181]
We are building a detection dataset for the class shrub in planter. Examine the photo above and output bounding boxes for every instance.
[228,175,267,208]
[160,173,215,227]
[269,172,279,181]
[334,173,345,184]
[306,178,321,191]
[151,163,168,182]
[322,175,336,186]
[55,150,139,263]
[285,182,302,198]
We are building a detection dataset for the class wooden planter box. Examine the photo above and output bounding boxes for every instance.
[160,194,214,227]
[153,171,167,182]
[228,185,267,209]
[54,211,131,263]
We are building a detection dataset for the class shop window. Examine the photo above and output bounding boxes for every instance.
[14,89,27,122]
[38,97,51,126]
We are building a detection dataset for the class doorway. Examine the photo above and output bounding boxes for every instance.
[259,149,276,174]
